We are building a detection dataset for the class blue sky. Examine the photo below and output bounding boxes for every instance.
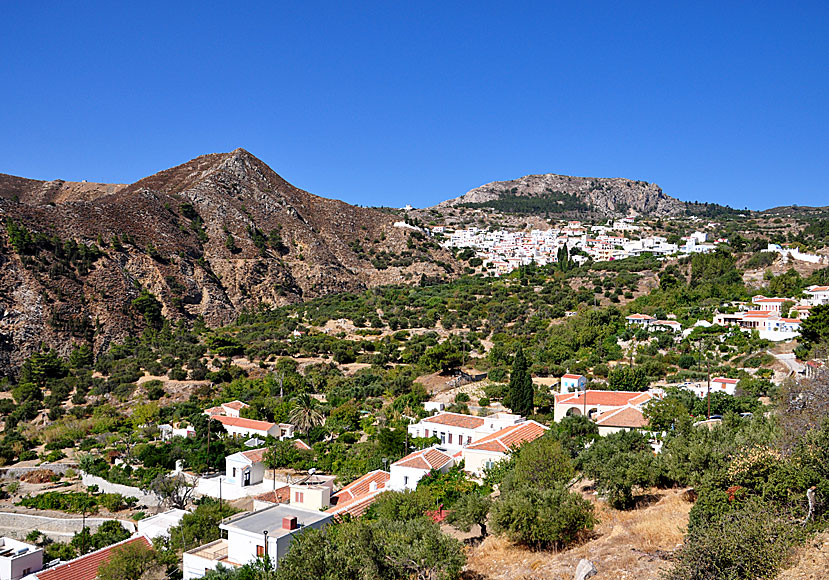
[1,2,827,210]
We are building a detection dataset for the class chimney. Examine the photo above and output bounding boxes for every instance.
[369,481,378,492]
[282,516,298,530]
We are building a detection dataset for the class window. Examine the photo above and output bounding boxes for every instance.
[232,467,236,477]
[256,545,265,557]
[467,436,472,445]
[403,476,409,486]
[294,491,304,503]
[448,433,453,444]
[424,429,429,438]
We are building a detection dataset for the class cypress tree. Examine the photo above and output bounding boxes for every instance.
[508,346,534,416]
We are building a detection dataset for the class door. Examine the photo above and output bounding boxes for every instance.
[243,468,251,486]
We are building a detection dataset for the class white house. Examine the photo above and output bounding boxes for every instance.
[0,537,42,580]
[559,374,586,394]
[388,447,454,491]
[182,505,333,579]
[205,400,249,418]
[213,416,282,439]
[804,285,829,306]
[553,390,657,422]
[225,448,268,489]
[407,412,524,451]
[593,405,649,436]
[626,314,656,328]
[288,474,336,511]
[461,421,548,476]
[711,377,739,396]
[750,296,790,314]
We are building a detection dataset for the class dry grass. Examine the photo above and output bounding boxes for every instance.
[465,488,692,580]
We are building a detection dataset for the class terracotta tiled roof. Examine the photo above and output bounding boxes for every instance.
[594,405,648,428]
[627,313,656,320]
[743,311,773,318]
[213,415,276,432]
[204,405,224,416]
[712,377,739,384]
[465,421,548,453]
[36,536,151,580]
[223,400,249,411]
[555,390,655,407]
[331,470,390,505]
[253,485,291,504]
[562,374,584,380]
[327,488,386,518]
[393,447,453,471]
[241,448,267,463]
[806,285,829,292]
[293,439,311,451]
[422,412,485,429]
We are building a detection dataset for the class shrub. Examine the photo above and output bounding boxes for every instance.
[454,392,470,403]
[667,499,802,580]
[491,484,596,549]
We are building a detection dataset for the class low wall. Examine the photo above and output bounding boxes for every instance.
[0,511,135,542]
[0,464,76,479]
[80,472,160,507]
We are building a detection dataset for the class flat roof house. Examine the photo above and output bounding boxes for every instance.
[182,505,332,579]
[0,537,42,580]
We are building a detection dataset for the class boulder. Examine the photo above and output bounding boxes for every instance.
[574,559,597,580]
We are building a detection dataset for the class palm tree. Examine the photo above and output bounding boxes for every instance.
[289,393,324,434]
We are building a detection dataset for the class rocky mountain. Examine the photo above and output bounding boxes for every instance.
[0,149,456,373]
[436,173,687,217]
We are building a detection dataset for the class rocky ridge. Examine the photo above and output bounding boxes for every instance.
[437,173,686,217]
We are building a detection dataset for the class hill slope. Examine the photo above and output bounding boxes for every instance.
[0,149,455,372]
[437,173,686,217]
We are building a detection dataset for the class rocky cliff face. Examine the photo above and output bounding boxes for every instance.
[438,173,686,216]
[0,149,456,373]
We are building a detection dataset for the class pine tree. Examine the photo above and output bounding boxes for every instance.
[508,346,534,416]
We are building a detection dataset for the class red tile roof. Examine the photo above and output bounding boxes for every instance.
[465,421,548,453]
[627,313,656,320]
[594,405,648,428]
[422,412,485,429]
[393,447,453,471]
[223,400,248,411]
[331,470,390,505]
[241,448,267,463]
[213,415,276,432]
[562,374,584,380]
[807,285,829,292]
[253,485,291,504]
[554,390,655,407]
[293,439,311,451]
[712,377,739,384]
[36,536,151,580]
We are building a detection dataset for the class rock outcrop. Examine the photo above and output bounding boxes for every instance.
[438,172,686,216]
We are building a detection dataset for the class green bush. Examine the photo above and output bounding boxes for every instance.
[667,499,802,580]
[490,484,596,549]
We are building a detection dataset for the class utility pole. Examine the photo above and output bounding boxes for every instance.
[206,418,211,475]
[706,359,711,420]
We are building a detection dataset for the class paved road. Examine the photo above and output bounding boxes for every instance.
[769,351,804,374]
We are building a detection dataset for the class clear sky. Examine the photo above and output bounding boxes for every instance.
[1,2,827,210]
